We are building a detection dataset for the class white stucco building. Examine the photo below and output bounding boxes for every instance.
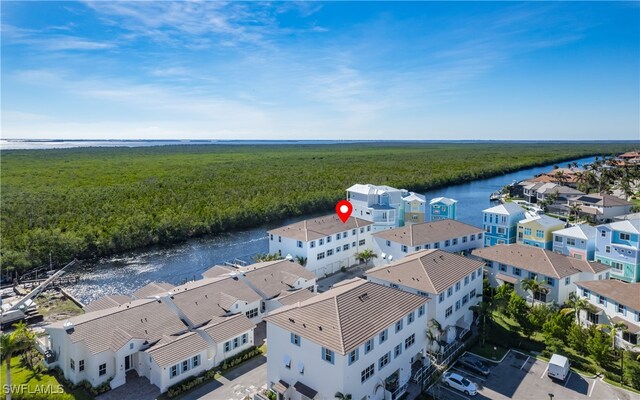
[371,219,484,266]
[265,278,430,400]
[366,250,484,345]
[267,214,374,277]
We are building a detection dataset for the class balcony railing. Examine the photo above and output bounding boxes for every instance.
[389,383,409,400]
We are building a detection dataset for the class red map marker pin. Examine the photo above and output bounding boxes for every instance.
[336,200,353,223]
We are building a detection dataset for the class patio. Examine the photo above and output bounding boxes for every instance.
[96,371,160,400]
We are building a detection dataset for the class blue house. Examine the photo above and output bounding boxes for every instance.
[482,203,526,247]
[552,224,596,261]
[429,197,457,221]
[595,218,640,282]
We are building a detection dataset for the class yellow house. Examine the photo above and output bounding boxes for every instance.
[517,214,565,250]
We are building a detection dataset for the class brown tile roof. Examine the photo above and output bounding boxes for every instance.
[238,260,315,299]
[83,295,133,313]
[200,314,256,344]
[611,316,640,334]
[132,282,174,299]
[372,220,482,247]
[496,273,519,284]
[619,151,640,159]
[48,299,189,355]
[146,331,209,368]
[276,288,318,306]
[169,277,262,327]
[574,194,632,207]
[574,280,640,310]
[267,214,373,242]
[472,244,610,279]
[366,249,485,294]
[264,278,428,355]
[202,265,236,279]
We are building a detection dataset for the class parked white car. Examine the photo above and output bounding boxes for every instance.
[443,371,478,396]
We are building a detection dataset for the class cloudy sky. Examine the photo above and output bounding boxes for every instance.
[2,1,639,140]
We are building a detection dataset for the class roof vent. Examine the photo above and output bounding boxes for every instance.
[154,296,161,302]
[358,293,370,302]
[289,318,295,323]
[318,326,323,331]
[63,320,74,331]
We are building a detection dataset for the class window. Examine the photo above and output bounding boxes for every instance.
[337,233,341,240]
[605,246,611,253]
[359,239,366,246]
[582,288,590,298]
[445,306,453,318]
[462,294,469,305]
[361,364,375,383]
[394,344,402,358]
[529,272,537,280]
[386,240,391,247]
[327,236,332,243]
[453,238,458,245]
[470,289,477,299]
[322,347,334,364]
[365,339,374,354]
[621,233,630,241]
[360,227,365,233]
[447,287,453,297]
[291,333,301,346]
[378,352,391,370]
[546,277,555,287]
[70,359,75,371]
[99,363,107,376]
[418,305,425,317]
[462,236,468,243]
[391,283,399,289]
[343,231,348,238]
[246,308,259,319]
[464,276,469,286]
[454,282,460,292]
[343,244,350,251]
[405,334,415,349]
[439,293,445,303]
[566,238,576,246]
[349,349,359,365]
[618,303,626,315]
[415,246,421,251]
[327,249,334,256]
[395,319,403,333]
[224,341,231,352]
[471,270,476,280]
[319,238,324,245]
[367,226,371,232]
[418,290,428,297]
[170,365,178,378]
[477,268,483,277]
[130,343,134,350]
[598,295,606,305]
[352,229,356,235]
[587,311,599,325]
[455,300,461,311]
[310,241,315,248]
[379,329,388,344]
[270,234,273,241]
[79,360,84,372]
[497,227,506,235]
[499,264,507,272]
[425,244,430,249]
[471,234,476,241]
[444,240,450,247]
[555,236,563,243]
[513,267,521,276]
[477,232,482,239]
[192,355,200,368]
[611,261,623,271]
[317,252,325,260]
[536,230,544,239]
[565,277,570,285]
[234,337,239,348]
[408,311,415,325]
[401,245,408,253]
[601,230,606,237]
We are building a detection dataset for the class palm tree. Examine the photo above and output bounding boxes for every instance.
[1,322,35,400]
[553,170,567,186]
[425,329,440,358]
[569,204,582,223]
[355,249,377,268]
[560,292,591,322]
[521,278,548,307]
[596,321,628,386]
[470,300,494,346]
[334,393,352,400]
[295,256,307,267]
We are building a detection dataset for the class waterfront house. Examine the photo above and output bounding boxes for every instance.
[347,184,406,230]
[570,194,633,223]
[574,280,640,350]
[482,203,526,246]
[267,214,374,277]
[403,192,427,224]
[429,197,457,221]
[372,219,483,266]
[552,224,596,261]
[264,278,430,400]
[473,244,610,306]
[594,218,640,282]
[516,214,565,249]
[366,250,484,346]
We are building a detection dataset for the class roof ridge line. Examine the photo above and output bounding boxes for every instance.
[334,293,345,355]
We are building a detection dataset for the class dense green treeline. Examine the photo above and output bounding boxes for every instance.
[0,142,636,273]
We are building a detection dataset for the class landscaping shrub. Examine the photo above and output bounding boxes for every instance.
[167,375,205,398]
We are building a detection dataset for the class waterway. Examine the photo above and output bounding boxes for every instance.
[63,156,596,304]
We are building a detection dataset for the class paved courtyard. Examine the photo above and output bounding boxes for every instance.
[429,350,640,400]
[96,371,160,400]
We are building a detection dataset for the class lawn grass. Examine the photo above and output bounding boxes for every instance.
[467,343,510,361]
[0,356,91,400]
[36,293,83,319]
[603,377,640,395]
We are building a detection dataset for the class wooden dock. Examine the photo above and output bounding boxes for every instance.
[20,275,80,289]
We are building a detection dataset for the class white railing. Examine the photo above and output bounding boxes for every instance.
[390,383,408,400]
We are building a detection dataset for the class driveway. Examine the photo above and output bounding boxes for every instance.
[181,355,267,400]
[429,350,640,400]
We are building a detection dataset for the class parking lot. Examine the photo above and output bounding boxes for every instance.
[429,351,640,400]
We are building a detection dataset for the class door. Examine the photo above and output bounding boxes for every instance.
[125,354,132,371]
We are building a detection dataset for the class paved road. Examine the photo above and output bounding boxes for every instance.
[181,355,267,400]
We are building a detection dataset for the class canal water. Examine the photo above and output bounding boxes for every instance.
[64,156,596,304]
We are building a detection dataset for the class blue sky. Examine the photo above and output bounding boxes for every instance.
[2,1,639,140]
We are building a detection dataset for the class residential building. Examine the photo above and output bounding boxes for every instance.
[575,280,640,350]
[516,214,565,249]
[347,184,405,230]
[594,218,640,282]
[132,282,174,299]
[403,192,427,224]
[473,244,610,306]
[265,278,430,400]
[552,224,596,261]
[267,214,373,277]
[429,197,457,221]
[372,220,484,265]
[570,194,633,223]
[366,250,484,345]
[482,203,527,246]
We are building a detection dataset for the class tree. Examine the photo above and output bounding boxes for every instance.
[567,323,590,355]
[355,249,377,268]
[470,300,494,346]
[561,291,591,322]
[542,312,571,344]
[295,256,307,266]
[521,278,548,307]
[1,322,36,400]
[587,327,612,368]
[528,304,552,331]
[568,204,582,222]
[493,284,513,315]
[506,292,527,321]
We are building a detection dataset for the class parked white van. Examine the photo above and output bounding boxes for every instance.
[548,354,570,381]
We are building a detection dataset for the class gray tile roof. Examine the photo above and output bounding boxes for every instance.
[83,295,133,313]
[132,282,174,299]
[267,214,373,242]
[200,314,256,343]
[575,280,640,311]
[276,288,318,306]
[366,249,485,294]
[373,219,482,247]
[264,278,428,355]
[201,265,236,279]
[146,331,209,368]
[238,260,315,299]
[472,244,610,279]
